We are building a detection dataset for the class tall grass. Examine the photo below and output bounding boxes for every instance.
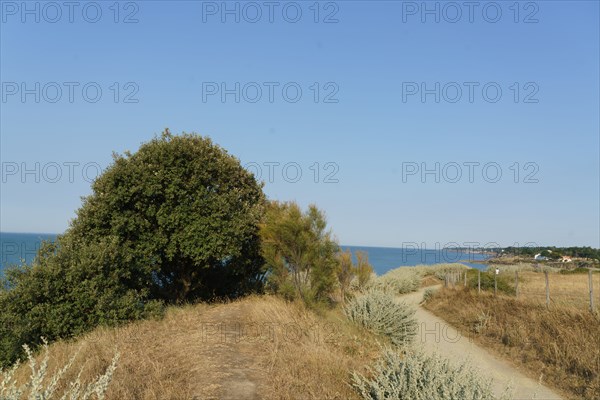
[0,340,119,400]
[424,288,600,399]
[344,290,417,347]
[352,348,511,400]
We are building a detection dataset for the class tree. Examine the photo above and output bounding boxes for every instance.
[69,130,266,302]
[0,130,266,367]
[260,201,338,304]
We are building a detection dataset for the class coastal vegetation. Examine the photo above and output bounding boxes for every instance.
[424,269,600,399]
[1,131,592,399]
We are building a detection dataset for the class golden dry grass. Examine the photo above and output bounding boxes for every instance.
[8,296,380,399]
[424,287,600,399]
[517,270,600,309]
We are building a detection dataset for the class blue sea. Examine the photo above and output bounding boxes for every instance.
[0,232,489,275]
[0,232,58,273]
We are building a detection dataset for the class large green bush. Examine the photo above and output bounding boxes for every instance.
[0,131,266,367]
[344,290,417,347]
[352,349,511,400]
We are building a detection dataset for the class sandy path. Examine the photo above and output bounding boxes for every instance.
[186,303,265,400]
[399,286,564,400]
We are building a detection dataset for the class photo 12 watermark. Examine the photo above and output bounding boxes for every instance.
[401,162,540,184]
[401,82,540,104]
[1,82,140,104]
[244,161,340,184]
[201,82,339,104]
[399,241,541,264]
[400,1,539,24]
[199,321,338,345]
[1,161,104,184]
[200,1,339,24]
[1,1,140,24]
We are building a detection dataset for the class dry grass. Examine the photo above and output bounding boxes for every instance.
[6,296,381,399]
[241,296,382,399]
[424,287,600,399]
[518,270,600,308]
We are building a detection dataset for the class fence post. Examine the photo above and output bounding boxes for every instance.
[478,270,481,294]
[464,271,467,287]
[445,274,448,288]
[515,271,519,298]
[589,269,595,312]
[545,270,550,309]
[494,273,497,296]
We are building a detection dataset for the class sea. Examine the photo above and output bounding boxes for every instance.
[0,232,489,275]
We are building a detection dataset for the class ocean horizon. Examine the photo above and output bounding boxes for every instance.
[0,232,489,275]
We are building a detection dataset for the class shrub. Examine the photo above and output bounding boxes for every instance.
[421,287,437,303]
[467,269,514,294]
[344,290,417,347]
[352,349,511,400]
[260,201,338,304]
[414,263,469,280]
[369,269,420,295]
[0,340,119,400]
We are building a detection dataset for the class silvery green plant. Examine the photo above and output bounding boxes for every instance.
[369,269,421,295]
[421,287,437,303]
[0,339,119,400]
[344,290,417,347]
[352,348,512,400]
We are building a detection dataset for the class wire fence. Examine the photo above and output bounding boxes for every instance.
[444,268,600,312]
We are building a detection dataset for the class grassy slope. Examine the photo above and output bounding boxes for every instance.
[8,296,382,400]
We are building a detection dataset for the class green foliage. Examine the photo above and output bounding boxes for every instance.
[1,339,119,400]
[0,238,162,368]
[0,131,266,367]
[502,246,600,262]
[344,290,417,347]
[352,349,511,400]
[260,201,338,304]
[467,269,513,294]
[70,131,266,302]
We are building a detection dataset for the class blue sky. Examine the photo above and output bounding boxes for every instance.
[1,0,599,248]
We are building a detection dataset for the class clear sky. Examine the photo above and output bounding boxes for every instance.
[1,0,599,248]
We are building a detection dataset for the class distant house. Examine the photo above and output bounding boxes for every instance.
[534,253,548,261]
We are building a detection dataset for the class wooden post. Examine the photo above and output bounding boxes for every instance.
[589,269,595,312]
[515,271,519,298]
[545,270,550,309]
[444,274,448,288]
[494,272,497,296]
[478,270,481,294]
[464,271,467,287]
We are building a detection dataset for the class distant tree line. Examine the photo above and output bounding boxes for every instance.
[500,246,600,261]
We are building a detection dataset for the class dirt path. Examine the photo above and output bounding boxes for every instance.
[185,302,265,400]
[399,286,563,400]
